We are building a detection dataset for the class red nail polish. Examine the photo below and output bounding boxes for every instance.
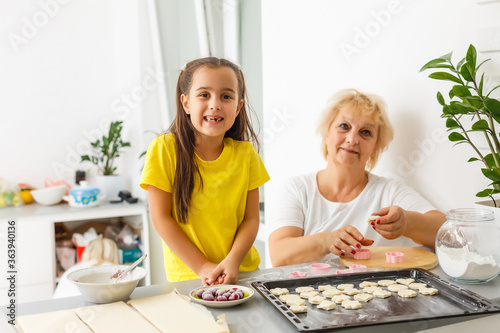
[351,250,356,255]
[341,252,345,256]
[377,220,381,224]
[356,244,361,248]
[370,221,375,225]
[372,226,376,229]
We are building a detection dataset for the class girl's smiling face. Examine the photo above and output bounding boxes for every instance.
[325,106,378,168]
[181,66,243,142]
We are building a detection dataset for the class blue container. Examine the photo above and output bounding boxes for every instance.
[69,187,100,205]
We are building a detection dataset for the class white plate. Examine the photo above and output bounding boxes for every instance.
[189,284,254,308]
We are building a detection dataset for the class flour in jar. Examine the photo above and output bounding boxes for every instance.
[437,245,500,280]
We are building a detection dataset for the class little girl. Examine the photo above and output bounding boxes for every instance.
[140,57,269,285]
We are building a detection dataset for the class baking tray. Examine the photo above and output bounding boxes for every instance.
[251,269,500,332]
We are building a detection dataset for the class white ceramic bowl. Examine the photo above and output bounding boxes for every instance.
[67,265,147,303]
[30,185,66,206]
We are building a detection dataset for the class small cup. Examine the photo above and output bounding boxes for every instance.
[310,263,330,275]
[336,269,354,275]
[353,249,371,259]
[349,264,368,272]
[288,271,308,278]
[386,252,404,263]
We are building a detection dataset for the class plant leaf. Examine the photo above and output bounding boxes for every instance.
[448,132,466,142]
[468,157,480,162]
[486,84,500,98]
[482,167,500,182]
[484,98,500,117]
[450,101,474,114]
[445,118,460,129]
[436,91,446,106]
[460,63,474,82]
[485,153,500,168]
[471,119,490,131]
[476,188,496,197]
[440,51,453,61]
[420,58,452,72]
[452,85,472,98]
[479,73,484,96]
[466,44,477,70]
[457,57,466,70]
[429,72,462,84]
[476,58,490,72]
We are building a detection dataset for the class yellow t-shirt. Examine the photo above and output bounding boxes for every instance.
[140,133,270,282]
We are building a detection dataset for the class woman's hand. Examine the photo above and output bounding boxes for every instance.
[198,262,224,286]
[371,206,408,240]
[206,257,240,285]
[328,225,374,257]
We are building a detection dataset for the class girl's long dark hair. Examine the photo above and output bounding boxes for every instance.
[169,57,259,223]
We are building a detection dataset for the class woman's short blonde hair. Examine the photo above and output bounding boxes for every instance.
[317,89,394,170]
[81,235,119,266]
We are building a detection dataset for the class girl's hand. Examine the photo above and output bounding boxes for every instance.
[371,206,408,240]
[206,257,240,285]
[328,225,374,257]
[198,262,223,286]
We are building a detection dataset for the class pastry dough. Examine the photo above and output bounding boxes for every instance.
[15,309,93,333]
[295,286,315,293]
[409,283,427,290]
[337,284,354,290]
[318,285,335,291]
[353,293,373,302]
[332,294,351,304]
[373,290,392,298]
[317,300,336,310]
[419,288,439,295]
[343,288,361,296]
[377,280,397,286]
[279,294,302,304]
[341,300,362,309]
[300,291,319,299]
[367,215,380,224]
[75,302,159,333]
[398,289,418,298]
[362,286,382,294]
[396,278,415,285]
[322,288,343,298]
[289,305,308,313]
[359,281,378,288]
[388,284,408,292]
[270,287,289,296]
[128,291,228,333]
[308,295,326,304]
[287,297,307,307]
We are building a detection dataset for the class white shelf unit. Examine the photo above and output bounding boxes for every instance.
[0,201,150,305]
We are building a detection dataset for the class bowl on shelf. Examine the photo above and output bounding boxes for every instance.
[30,185,66,206]
[68,265,147,303]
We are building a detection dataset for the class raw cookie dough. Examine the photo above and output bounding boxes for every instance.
[280,295,305,306]
[332,295,351,304]
[337,284,355,290]
[388,284,408,292]
[396,278,415,285]
[362,286,382,294]
[300,291,319,299]
[317,300,336,310]
[359,281,379,288]
[354,293,373,302]
[373,290,392,298]
[270,288,289,296]
[322,289,343,298]
[344,288,361,296]
[367,215,380,224]
[295,286,315,293]
[342,300,362,309]
[378,280,397,287]
[409,283,427,290]
[289,305,308,313]
[420,288,439,295]
[398,289,418,298]
[309,295,326,304]
[318,285,335,291]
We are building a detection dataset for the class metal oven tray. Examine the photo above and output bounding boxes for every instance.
[251,269,500,332]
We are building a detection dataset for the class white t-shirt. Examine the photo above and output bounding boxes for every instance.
[270,172,436,258]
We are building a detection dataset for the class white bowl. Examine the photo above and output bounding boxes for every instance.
[31,185,66,206]
[67,265,147,303]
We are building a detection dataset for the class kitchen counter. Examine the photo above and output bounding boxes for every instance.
[2,261,500,332]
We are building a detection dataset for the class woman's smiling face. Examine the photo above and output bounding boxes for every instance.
[181,66,243,142]
[325,106,378,168]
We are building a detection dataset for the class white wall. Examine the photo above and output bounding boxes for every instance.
[262,0,500,259]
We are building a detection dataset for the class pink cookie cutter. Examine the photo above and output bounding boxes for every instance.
[288,271,308,278]
[336,269,354,274]
[349,264,368,272]
[310,263,330,275]
[353,249,371,260]
[386,251,404,263]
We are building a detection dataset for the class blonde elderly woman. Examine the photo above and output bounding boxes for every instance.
[268,89,445,267]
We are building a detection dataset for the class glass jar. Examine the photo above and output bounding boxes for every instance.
[436,208,500,284]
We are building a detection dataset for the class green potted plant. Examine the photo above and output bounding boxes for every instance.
[81,120,131,199]
[421,44,500,206]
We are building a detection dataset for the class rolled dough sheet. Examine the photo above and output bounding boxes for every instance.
[15,309,93,333]
[128,291,229,333]
[74,301,159,332]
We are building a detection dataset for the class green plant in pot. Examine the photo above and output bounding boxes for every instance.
[81,121,131,199]
[421,44,500,206]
